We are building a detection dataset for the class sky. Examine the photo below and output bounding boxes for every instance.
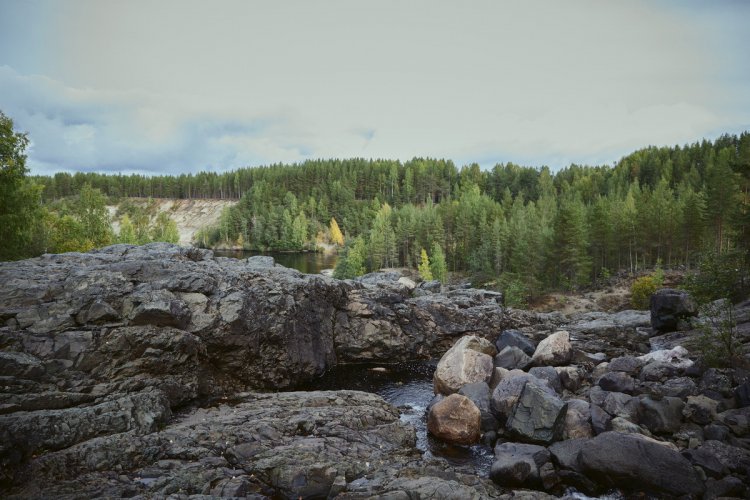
[1,0,749,176]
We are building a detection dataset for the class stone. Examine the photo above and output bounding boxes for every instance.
[638,345,694,370]
[496,329,536,357]
[637,396,685,434]
[491,442,550,488]
[639,361,678,382]
[697,440,750,474]
[505,382,568,444]
[659,376,696,398]
[650,288,698,333]
[433,336,496,395]
[597,371,635,394]
[555,366,585,392]
[548,438,588,471]
[490,371,556,424]
[531,331,572,367]
[458,382,498,432]
[579,431,704,497]
[427,393,482,445]
[704,476,748,499]
[564,399,593,439]
[528,367,562,394]
[735,379,750,407]
[607,355,644,374]
[590,404,611,435]
[703,423,729,442]
[489,367,509,390]
[601,391,639,421]
[683,395,719,425]
[494,346,532,371]
[681,448,730,478]
[718,406,750,437]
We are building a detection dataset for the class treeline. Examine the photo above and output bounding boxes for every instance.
[188,133,750,299]
[17,114,750,300]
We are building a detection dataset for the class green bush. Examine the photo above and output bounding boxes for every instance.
[697,299,742,368]
[631,275,658,309]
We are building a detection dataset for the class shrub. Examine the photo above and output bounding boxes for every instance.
[631,275,658,309]
[696,299,742,368]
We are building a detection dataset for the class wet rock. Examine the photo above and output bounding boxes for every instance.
[491,442,550,488]
[650,288,698,333]
[505,382,567,444]
[531,331,572,366]
[494,346,532,371]
[427,393,482,445]
[579,431,704,497]
[496,329,536,357]
[433,335,495,395]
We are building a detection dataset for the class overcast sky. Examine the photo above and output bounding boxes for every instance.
[1,0,749,176]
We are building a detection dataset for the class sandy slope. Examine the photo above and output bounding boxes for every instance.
[108,198,237,245]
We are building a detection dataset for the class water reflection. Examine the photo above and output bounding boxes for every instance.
[214,249,338,275]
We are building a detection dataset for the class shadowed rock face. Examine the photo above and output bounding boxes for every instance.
[0,243,509,496]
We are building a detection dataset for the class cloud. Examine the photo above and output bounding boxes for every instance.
[0,65,313,175]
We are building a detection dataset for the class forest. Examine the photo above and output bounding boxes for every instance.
[3,109,750,302]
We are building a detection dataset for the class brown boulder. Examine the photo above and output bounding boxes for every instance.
[427,393,482,445]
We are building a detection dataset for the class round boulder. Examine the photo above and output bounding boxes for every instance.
[531,331,572,367]
[427,393,482,445]
[433,335,496,395]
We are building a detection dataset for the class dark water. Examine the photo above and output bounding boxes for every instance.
[300,362,495,476]
[214,249,337,274]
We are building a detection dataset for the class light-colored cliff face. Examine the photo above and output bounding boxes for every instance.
[108,198,237,245]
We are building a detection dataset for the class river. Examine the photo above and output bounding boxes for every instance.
[213,250,338,274]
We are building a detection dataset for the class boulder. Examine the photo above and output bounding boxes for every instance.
[528,366,562,394]
[637,396,685,434]
[579,431,704,497]
[490,371,556,424]
[564,399,593,439]
[505,382,568,444]
[590,404,611,435]
[735,379,750,408]
[491,442,550,488]
[531,331,572,366]
[638,345,694,370]
[650,288,698,332]
[607,355,644,375]
[597,371,635,394]
[433,335,496,395]
[555,365,585,392]
[496,329,536,356]
[494,346,532,370]
[427,393,482,445]
[683,395,719,425]
[458,382,498,432]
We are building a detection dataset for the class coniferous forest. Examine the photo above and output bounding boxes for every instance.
[4,109,750,300]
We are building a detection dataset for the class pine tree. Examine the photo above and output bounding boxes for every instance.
[430,242,448,283]
[333,236,367,279]
[369,203,397,270]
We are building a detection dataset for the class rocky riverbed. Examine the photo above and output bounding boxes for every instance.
[1,243,749,498]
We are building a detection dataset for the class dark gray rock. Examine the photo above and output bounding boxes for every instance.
[606,355,644,374]
[590,404,611,435]
[681,448,730,478]
[637,396,684,434]
[736,379,750,408]
[505,382,567,444]
[597,371,635,394]
[491,442,550,488]
[459,382,499,432]
[704,476,748,499]
[704,423,730,442]
[579,431,704,497]
[650,288,698,333]
[548,438,587,472]
[490,372,556,424]
[494,346,532,370]
[659,376,697,398]
[639,361,678,382]
[496,329,536,357]
[697,440,750,474]
[529,366,562,394]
